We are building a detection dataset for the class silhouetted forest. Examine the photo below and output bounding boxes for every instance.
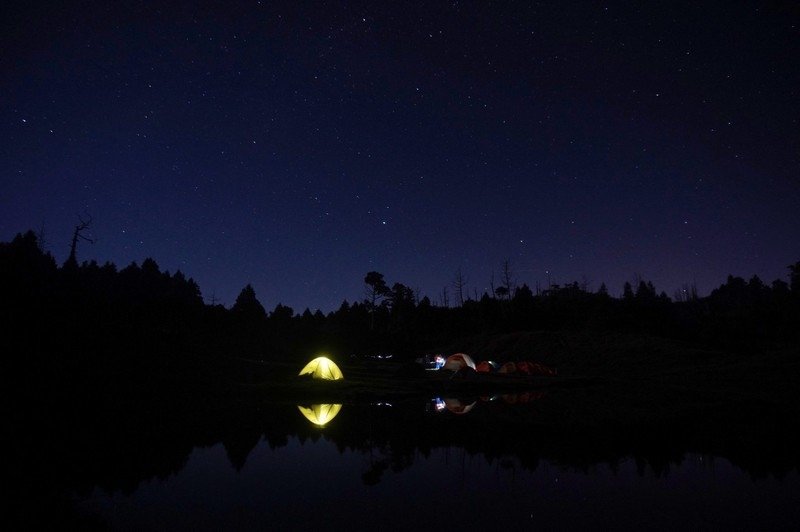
[3,229,799,377]
[4,229,799,527]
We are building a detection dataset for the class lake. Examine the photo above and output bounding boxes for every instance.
[69,399,800,530]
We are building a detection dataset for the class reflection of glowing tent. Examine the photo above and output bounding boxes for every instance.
[298,356,344,380]
[443,353,476,371]
[297,404,342,426]
[444,398,476,415]
[476,360,498,373]
[498,362,517,374]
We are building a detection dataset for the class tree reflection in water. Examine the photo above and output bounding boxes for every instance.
[9,387,800,528]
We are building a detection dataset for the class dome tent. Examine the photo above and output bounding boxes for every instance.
[476,360,498,373]
[443,353,476,371]
[299,356,344,380]
[498,361,517,374]
[515,361,532,375]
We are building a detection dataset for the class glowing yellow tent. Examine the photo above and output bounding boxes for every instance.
[297,404,342,426]
[298,356,344,380]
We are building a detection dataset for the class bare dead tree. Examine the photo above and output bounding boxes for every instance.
[689,281,698,301]
[453,268,468,307]
[500,259,514,300]
[440,286,449,308]
[489,270,496,299]
[66,213,96,266]
[673,288,685,302]
[35,222,47,252]
[674,282,698,303]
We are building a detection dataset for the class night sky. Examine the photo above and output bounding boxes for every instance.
[2,1,798,311]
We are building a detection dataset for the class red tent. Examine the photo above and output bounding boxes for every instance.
[475,360,498,373]
[515,361,532,375]
[497,362,517,374]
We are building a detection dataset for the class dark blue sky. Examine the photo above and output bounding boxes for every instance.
[2,1,798,311]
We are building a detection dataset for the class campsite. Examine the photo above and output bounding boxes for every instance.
[4,234,800,528]
[5,0,800,527]
[11,342,799,529]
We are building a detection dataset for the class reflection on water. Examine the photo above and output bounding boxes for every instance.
[78,434,800,531]
[429,397,446,412]
[426,392,545,415]
[12,389,800,529]
[443,397,476,414]
[297,403,342,426]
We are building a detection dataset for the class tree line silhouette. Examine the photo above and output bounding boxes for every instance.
[4,228,799,527]
[2,229,799,375]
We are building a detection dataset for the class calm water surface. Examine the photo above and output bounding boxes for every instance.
[76,402,800,531]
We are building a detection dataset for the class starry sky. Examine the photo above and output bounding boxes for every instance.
[2,1,798,311]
